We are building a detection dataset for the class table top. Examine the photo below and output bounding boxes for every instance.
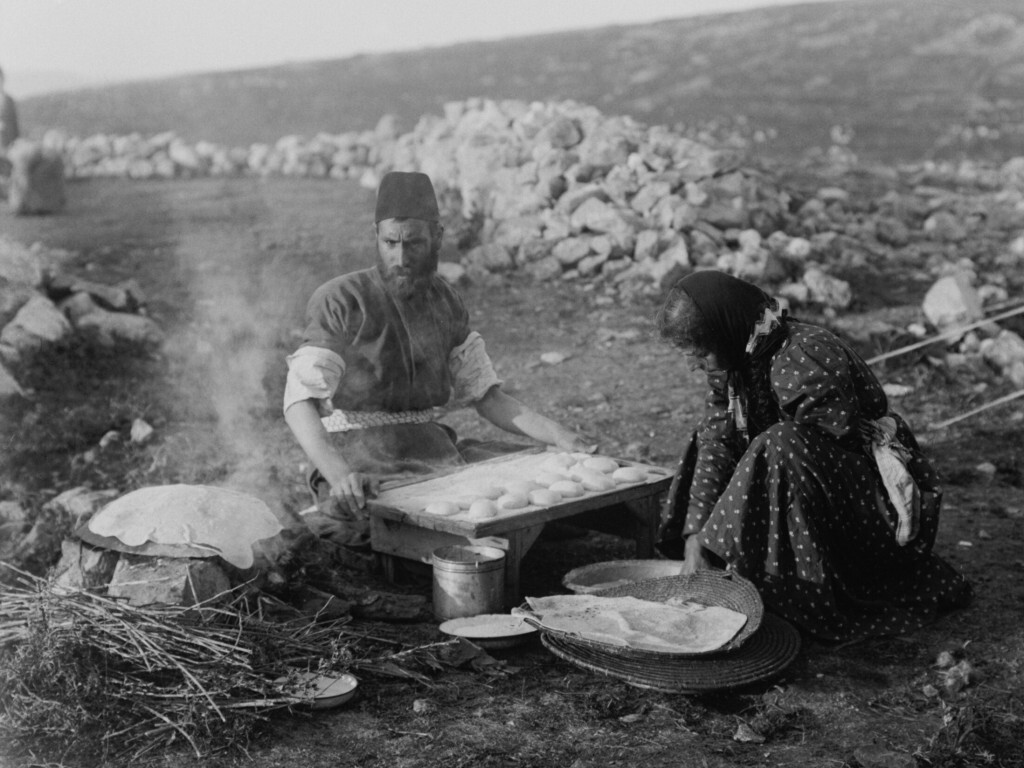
[367,449,673,537]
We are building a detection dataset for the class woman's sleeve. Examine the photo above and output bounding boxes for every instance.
[684,371,741,535]
[770,336,861,438]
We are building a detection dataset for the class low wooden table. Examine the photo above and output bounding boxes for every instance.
[366,449,674,605]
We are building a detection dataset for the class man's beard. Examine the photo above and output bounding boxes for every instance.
[382,266,433,300]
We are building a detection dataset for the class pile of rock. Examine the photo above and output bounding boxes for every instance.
[26,97,1024,389]
[0,236,164,399]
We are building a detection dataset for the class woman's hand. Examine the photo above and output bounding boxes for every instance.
[680,534,711,576]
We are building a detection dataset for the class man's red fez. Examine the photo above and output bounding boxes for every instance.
[374,171,439,223]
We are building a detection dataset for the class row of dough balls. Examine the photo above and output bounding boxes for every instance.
[422,453,648,520]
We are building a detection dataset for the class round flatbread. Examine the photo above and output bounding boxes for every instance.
[535,470,568,487]
[543,453,575,470]
[468,485,504,500]
[467,499,499,519]
[612,466,646,484]
[528,488,562,506]
[504,480,542,496]
[549,480,584,498]
[574,469,615,492]
[424,501,460,517]
[497,493,528,510]
[582,457,619,474]
[523,594,748,654]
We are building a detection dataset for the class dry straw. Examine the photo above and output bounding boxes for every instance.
[0,565,451,764]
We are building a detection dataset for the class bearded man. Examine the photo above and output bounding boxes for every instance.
[284,171,587,547]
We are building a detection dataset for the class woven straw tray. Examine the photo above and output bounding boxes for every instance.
[542,612,800,694]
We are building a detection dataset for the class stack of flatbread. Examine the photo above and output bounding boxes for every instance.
[517,594,748,654]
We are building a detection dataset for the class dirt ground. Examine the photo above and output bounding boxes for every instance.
[2,177,1023,768]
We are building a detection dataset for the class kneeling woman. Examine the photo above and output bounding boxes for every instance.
[657,270,970,642]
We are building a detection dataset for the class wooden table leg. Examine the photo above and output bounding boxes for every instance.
[502,523,543,607]
[624,492,661,557]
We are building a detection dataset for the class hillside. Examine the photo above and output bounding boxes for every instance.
[18,0,1024,164]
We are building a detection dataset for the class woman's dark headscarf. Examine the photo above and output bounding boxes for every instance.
[657,270,773,371]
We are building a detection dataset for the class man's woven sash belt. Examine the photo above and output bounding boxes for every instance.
[321,408,434,433]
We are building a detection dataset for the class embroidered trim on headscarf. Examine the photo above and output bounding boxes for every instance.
[745,304,784,356]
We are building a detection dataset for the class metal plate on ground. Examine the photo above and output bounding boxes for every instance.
[439,613,539,649]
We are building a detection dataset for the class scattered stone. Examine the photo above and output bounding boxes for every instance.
[412,698,436,715]
[52,538,122,589]
[0,294,73,361]
[853,744,916,768]
[106,555,231,607]
[922,273,983,330]
[540,352,570,365]
[0,360,25,398]
[733,722,765,743]
[74,306,164,347]
[130,418,155,444]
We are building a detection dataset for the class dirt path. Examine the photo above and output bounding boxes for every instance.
[3,178,1022,767]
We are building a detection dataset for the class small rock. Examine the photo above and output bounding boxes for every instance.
[974,461,997,480]
[99,430,121,449]
[733,722,765,743]
[130,418,155,444]
[882,383,914,398]
[935,650,956,668]
[540,352,569,365]
[853,744,916,768]
[412,699,435,715]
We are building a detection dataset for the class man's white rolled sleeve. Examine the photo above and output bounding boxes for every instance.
[283,346,345,414]
[449,331,502,407]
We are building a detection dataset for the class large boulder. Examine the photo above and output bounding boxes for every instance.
[0,294,72,363]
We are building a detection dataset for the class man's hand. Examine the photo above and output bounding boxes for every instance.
[325,472,381,516]
[680,534,711,576]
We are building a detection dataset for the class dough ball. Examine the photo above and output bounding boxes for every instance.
[574,469,615,492]
[542,453,575,470]
[467,499,499,519]
[504,480,542,497]
[528,488,562,506]
[424,501,460,517]
[497,492,529,510]
[535,470,568,487]
[549,480,584,498]
[612,466,647,484]
[582,456,619,474]
[468,485,504,500]
[570,452,593,461]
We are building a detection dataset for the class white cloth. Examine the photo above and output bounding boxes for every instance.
[282,331,501,415]
[863,416,920,546]
[283,346,345,415]
[448,331,502,407]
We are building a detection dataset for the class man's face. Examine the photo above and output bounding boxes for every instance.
[375,218,440,299]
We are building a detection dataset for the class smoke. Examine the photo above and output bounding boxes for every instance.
[165,223,310,521]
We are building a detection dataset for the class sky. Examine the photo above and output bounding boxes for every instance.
[0,0,850,96]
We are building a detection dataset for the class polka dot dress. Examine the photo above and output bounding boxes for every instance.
[679,322,971,642]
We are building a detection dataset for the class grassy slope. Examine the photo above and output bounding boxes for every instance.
[18,0,1024,163]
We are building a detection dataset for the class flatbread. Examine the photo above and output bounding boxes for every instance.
[521,594,747,654]
[87,484,284,569]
